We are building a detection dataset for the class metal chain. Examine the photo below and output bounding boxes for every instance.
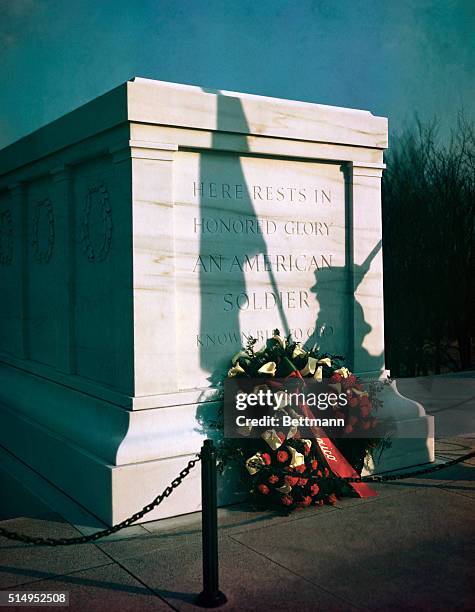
[338,450,475,483]
[1,450,473,546]
[0,455,200,546]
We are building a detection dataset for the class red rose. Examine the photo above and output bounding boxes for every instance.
[360,404,371,418]
[344,424,353,434]
[347,374,357,386]
[360,395,371,406]
[361,420,371,430]
[330,372,342,383]
[298,478,308,486]
[277,450,289,463]
[295,464,306,473]
[281,495,293,506]
[261,453,271,465]
[285,475,299,487]
[277,431,286,443]
[317,470,323,478]
[299,496,312,507]
[257,484,270,495]
[310,483,320,496]
[268,474,279,484]
[328,493,337,505]
[349,397,359,408]
[324,467,330,477]
[349,415,358,426]
[311,460,318,470]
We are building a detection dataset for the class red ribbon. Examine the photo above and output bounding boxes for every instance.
[300,404,377,498]
[287,370,377,498]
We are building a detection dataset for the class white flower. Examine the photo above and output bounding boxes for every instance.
[292,344,307,359]
[228,363,246,377]
[258,362,277,376]
[272,333,286,349]
[300,356,318,376]
[287,446,305,468]
[245,453,265,475]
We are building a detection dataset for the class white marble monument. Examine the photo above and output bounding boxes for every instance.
[0,78,434,523]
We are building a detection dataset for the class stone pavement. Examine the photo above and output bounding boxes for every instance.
[0,437,474,612]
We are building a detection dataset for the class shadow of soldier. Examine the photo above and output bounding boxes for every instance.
[195,89,275,504]
[305,239,384,376]
[196,89,292,388]
[197,90,269,389]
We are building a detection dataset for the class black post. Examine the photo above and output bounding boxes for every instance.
[195,439,227,608]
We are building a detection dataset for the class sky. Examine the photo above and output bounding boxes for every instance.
[0,0,474,149]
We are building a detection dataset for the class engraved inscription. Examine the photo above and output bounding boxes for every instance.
[190,179,336,313]
[173,151,347,384]
[195,323,334,348]
[193,181,332,204]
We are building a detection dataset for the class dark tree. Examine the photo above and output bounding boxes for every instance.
[382,115,475,376]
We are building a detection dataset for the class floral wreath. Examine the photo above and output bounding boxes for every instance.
[218,329,384,513]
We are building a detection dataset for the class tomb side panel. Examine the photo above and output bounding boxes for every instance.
[73,155,134,394]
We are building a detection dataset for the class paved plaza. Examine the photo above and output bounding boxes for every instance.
[1,436,474,611]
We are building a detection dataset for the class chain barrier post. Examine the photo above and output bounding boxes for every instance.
[0,449,473,546]
[195,439,227,608]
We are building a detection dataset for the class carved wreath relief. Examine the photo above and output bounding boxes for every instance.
[81,185,112,263]
[0,209,13,265]
[32,199,55,264]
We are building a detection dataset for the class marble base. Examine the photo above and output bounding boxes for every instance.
[0,396,246,525]
[362,380,435,475]
[0,364,434,524]
[0,363,243,524]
